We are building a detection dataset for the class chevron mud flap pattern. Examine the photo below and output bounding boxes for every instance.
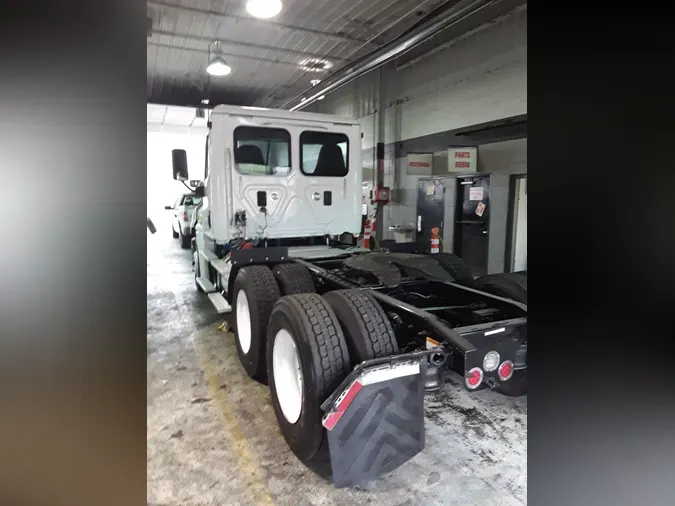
[321,351,435,488]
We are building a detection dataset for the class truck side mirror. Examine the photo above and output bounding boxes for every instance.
[194,185,205,197]
[172,149,188,181]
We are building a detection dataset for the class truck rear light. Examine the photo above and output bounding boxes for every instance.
[183,211,189,221]
[498,361,514,381]
[465,367,483,389]
[483,351,500,372]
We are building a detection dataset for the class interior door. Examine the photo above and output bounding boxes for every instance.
[416,179,445,244]
[454,175,491,275]
[512,176,527,271]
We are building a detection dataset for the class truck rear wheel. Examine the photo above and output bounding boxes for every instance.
[266,294,351,473]
[323,289,399,363]
[472,272,527,304]
[272,263,315,295]
[434,253,475,285]
[233,266,280,381]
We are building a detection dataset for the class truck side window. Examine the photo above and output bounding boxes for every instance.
[233,126,291,176]
[300,131,349,177]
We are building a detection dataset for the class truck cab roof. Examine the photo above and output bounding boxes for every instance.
[211,104,360,127]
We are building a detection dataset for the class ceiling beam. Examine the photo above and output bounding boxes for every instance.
[151,29,349,62]
[147,1,379,46]
[148,41,310,69]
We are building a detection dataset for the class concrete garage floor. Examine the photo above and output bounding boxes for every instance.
[147,221,527,506]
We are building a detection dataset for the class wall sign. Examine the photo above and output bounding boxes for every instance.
[407,153,433,175]
[469,187,484,201]
[448,147,478,172]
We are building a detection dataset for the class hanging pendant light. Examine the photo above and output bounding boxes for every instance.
[246,0,282,19]
[207,55,231,76]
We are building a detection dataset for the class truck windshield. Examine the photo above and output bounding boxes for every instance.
[234,126,291,176]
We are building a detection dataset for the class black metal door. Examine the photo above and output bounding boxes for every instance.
[416,179,445,245]
[454,175,491,275]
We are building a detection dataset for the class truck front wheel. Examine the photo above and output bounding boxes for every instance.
[266,294,351,474]
[179,230,191,249]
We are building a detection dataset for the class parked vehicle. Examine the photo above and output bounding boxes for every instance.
[165,193,202,248]
[171,104,527,487]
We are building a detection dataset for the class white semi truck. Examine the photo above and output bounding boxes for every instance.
[171,104,528,487]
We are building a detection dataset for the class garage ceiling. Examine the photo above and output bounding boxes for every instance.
[147,0,452,108]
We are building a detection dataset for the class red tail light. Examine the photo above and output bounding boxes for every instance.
[183,211,189,221]
[498,361,514,381]
[465,367,483,389]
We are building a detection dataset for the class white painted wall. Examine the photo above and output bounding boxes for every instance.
[478,138,527,174]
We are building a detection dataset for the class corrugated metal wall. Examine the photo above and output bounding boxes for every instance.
[314,5,526,147]
[311,5,526,242]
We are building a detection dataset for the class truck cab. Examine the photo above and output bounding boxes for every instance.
[195,105,362,249]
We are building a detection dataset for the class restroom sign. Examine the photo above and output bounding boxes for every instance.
[408,153,433,175]
[448,147,478,172]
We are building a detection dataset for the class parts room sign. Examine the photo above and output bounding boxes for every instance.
[448,147,478,172]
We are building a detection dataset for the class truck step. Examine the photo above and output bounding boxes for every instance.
[211,259,230,275]
[196,276,216,293]
[207,292,232,314]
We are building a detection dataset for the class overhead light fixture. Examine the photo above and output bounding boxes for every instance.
[310,79,321,86]
[246,0,282,19]
[300,97,307,102]
[317,95,325,100]
[299,58,333,73]
[207,55,231,76]
[201,99,210,105]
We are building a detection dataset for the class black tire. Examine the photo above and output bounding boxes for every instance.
[434,252,475,285]
[180,230,191,249]
[472,273,527,304]
[194,254,205,293]
[266,294,351,475]
[323,289,398,363]
[272,263,315,295]
[172,226,179,239]
[233,266,281,381]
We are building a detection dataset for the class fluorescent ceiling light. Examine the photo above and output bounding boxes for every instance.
[317,95,325,100]
[299,58,333,73]
[207,56,231,76]
[246,0,282,19]
[310,79,321,86]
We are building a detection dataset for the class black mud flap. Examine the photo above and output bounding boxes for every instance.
[320,350,438,488]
